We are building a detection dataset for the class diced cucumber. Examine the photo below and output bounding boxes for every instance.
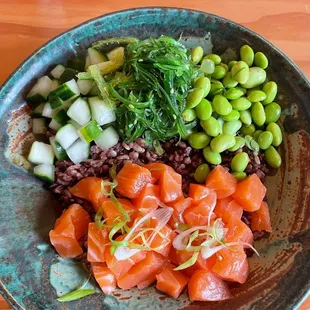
[94,126,119,151]
[78,120,103,143]
[88,84,100,96]
[31,103,45,117]
[27,76,53,108]
[67,139,89,164]
[50,79,80,101]
[42,102,59,118]
[49,136,68,160]
[53,109,70,126]
[89,96,116,126]
[88,47,107,65]
[67,98,91,126]
[55,124,79,149]
[77,79,93,95]
[59,68,79,84]
[49,119,62,131]
[50,65,65,79]
[32,118,46,134]
[28,141,54,165]
[49,94,63,110]
[68,119,82,129]
[50,79,60,91]
[34,164,55,183]
[85,55,91,70]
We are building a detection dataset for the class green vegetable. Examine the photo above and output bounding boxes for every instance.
[262,81,278,105]
[257,131,273,150]
[221,110,240,122]
[241,67,266,88]
[182,108,197,122]
[266,122,282,146]
[247,90,267,103]
[231,97,252,111]
[57,289,96,302]
[211,65,227,79]
[195,99,212,120]
[252,102,266,126]
[240,110,252,125]
[224,87,244,100]
[228,136,245,151]
[204,54,221,65]
[265,146,282,168]
[194,164,211,183]
[187,88,205,109]
[254,52,268,69]
[265,102,281,124]
[228,60,237,70]
[241,124,256,136]
[209,81,224,96]
[253,129,264,141]
[231,152,249,172]
[244,135,260,152]
[231,61,250,84]
[78,120,103,143]
[222,72,238,89]
[232,171,247,181]
[222,120,242,136]
[200,117,220,137]
[210,134,236,153]
[192,46,204,64]
[200,58,215,75]
[188,132,211,149]
[194,77,211,97]
[240,45,254,66]
[203,146,222,165]
[212,95,232,115]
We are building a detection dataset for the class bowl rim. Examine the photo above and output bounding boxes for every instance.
[0,6,309,310]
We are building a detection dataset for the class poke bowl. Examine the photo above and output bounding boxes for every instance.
[0,7,310,310]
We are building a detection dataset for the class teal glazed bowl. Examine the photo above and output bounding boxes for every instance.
[0,7,310,310]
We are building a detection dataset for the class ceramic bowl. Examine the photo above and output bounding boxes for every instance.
[0,7,310,310]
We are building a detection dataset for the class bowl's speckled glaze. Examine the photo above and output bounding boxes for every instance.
[0,7,310,310]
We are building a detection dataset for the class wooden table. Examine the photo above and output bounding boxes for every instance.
[0,0,309,309]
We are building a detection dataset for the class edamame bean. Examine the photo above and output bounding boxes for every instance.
[200,58,215,74]
[231,97,252,111]
[258,131,273,150]
[186,88,205,109]
[265,102,281,124]
[182,108,197,122]
[240,45,254,67]
[231,61,250,84]
[212,95,233,115]
[192,46,204,64]
[210,134,236,153]
[225,87,244,100]
[237,86,247,95]
[209,81,224,96]
[194,163,210,183]
[266,122,282,146]
[188,132,211,149]
[221,110,240,121]
[262,81,278,105]
[228,60,237,70]
[231,152,249,172]
[194,77,211,97]
[200,117,221,137]
[241,67,266,89]
[253,129,263,141]
[195,99,212,120]
[212,65,227,79]
[228,136,246,151]
[203,146,222,165]
[222,72,239,89]
[204,54,221,65]
[232,171,247,181]
[252,102,266,126]
[223,120,242,135]
[246,86,260,96]
[241,124,256,136]
[265,146,282,168]
[212,111,219,118]
[247,90,267,103]
[240,110,252,125]
[254,52,268,69]
[217,117,224,134]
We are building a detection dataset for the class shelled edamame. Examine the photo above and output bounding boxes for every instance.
[185,44,283,175]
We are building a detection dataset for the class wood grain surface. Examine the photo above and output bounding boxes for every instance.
[0,0,309,309]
